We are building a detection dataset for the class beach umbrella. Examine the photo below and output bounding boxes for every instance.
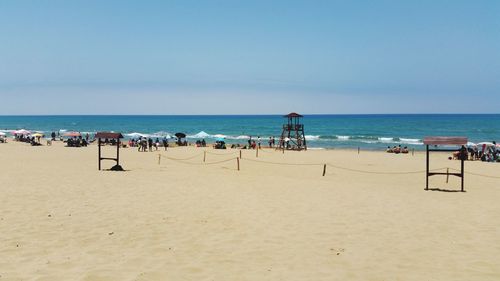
[175,133,186,139]
[477,142,494,147]
[63,131,81,137]
[32,133,44,137]
[13,129,31,135]
[126,132,145,138]
[215,137,225,142]
[0,132,6,136]
[466,142,477,147]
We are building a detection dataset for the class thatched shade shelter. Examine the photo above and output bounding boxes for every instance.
[95,132,124,171]
[423,136,468,192]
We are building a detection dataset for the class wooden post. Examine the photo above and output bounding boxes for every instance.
[357,147,360,154]
[158,154,161,165]
[237,157,240,171]
[98,138,102,170]
[425,145,429,190]
[322,164,326,176]
[256,147,259,158]
[239,150,242,159]
[203,151,206,162]
[461,157,465,192]
[446,168,449,183]
[412,148,414,156]
[116,139,120,166]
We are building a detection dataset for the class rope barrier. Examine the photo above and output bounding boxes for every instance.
[449,168,500,179]
[326,163,447,175]
[242,157,323,166]
[160,152,204,161]
[205,150,239,156]
[156,152,500,179]
[160,154,236,166]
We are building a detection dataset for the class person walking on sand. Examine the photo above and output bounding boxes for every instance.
[162,137,168,151]
[155,138,160,151]
[148,138,153,152]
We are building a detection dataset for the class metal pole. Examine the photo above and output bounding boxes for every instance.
[322,164,326,176]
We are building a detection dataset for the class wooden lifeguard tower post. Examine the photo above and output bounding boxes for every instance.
[279,112,307,150]
[95,132,125,171]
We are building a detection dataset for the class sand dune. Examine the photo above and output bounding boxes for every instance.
[1,141,499,280]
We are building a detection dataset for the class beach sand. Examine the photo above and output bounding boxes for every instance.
[1,141,499,280]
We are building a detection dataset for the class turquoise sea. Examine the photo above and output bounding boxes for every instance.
[1,115,499,150]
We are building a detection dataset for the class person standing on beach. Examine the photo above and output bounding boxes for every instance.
[162,137,168,151]
[257,136,261,149]
[148,138,153,152]
[269,137,273,148]
[155,138,160,151]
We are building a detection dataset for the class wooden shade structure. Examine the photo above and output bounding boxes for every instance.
[423,136,468,192]
[95,132,124,171]
[279,112,307,150]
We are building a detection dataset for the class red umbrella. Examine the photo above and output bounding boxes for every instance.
[63,131,81,137]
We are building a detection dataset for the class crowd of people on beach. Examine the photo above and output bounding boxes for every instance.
[129,137,169,152]
[4,129,499,164]
[459,142,500,162]
[12,134,44,146]
[386,145,410,154]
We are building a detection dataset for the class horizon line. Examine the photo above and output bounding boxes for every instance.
[1,113,500,117]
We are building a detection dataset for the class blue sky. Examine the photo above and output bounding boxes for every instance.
[0,0,499,114]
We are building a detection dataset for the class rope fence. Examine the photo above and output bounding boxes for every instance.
[154,149,499,180]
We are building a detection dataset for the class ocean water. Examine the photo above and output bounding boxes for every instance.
[1,114,499,150]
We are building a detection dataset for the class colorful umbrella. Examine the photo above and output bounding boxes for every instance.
[63,131,81,137]
[13,129,31,135]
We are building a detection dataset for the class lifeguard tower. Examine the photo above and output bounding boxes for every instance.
[279,112,307,150]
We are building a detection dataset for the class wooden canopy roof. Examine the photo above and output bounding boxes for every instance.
[423,136,468,146]
[284,112,303,118]
[95,132,124,139]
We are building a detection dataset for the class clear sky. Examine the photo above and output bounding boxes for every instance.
[0,0,499,115]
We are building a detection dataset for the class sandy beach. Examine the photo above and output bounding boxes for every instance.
[1,141,499,281]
